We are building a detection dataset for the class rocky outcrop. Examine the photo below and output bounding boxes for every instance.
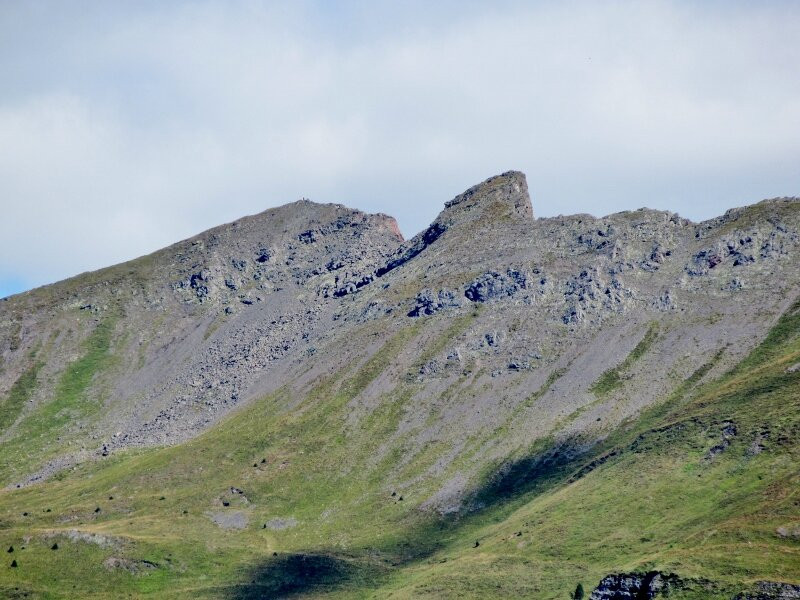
[562,269,634,324]
[408,288,462,317]
[439,170,533,224]
[706,421,738,460]
[375,222,447,278]
[589,571,683,599]
[465,270,527,303]
[686,203,800,278]
[376,171,533,280]
[734,581,800,599]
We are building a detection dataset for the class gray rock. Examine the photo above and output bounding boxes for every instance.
[207,511,249,530]
[734,581,800,599]
[408,288,461,317]
[776,525,800,540]
[103,557,158,573]
[263,517,297,531]
[465,270,525,302]
[589,571,682,599]
[706,421,738,460]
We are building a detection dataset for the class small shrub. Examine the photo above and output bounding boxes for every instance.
[573,582,585,599]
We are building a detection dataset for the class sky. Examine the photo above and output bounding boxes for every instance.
[1,1,799,298]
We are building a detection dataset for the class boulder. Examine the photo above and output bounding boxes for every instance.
[734,581,800,599]
[589,571,682,599]
[465,270,526,303]
[408,289,461,317]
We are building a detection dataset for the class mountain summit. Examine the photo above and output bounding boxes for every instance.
[439,170,533,224]
[1,172,799,598]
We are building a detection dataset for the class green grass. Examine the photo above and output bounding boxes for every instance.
[524,367,566,410]
[8,323,22,352]
[0,358,42,433]
[0,314,119,484]
[731,298,800,373]
[590,323,659,396]
[406,310,479,379]
[39,316,117,429]
[0,305,798,598]
[665,346,727,405]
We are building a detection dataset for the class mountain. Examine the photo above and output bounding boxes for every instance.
[0,171,798,599]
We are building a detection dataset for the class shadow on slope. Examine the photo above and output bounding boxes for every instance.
[228,552,384,600]
[227,295,800,598]
[226,437,589,599]
[467,437,588,513]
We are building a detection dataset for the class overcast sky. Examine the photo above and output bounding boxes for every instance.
[1,1,799,298]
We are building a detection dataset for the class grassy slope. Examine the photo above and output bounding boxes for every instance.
[0,301,798,599]
[590,322,659,397]
[0,313,119,484]
[0,359,43,434]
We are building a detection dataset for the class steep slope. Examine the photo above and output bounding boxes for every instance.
[0,249,797,600]
[0,172,799,598]
[0,201,403,484]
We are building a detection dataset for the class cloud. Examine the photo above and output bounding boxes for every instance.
[1,1,799,294]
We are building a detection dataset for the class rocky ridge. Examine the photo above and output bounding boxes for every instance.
[1,172,799,495]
